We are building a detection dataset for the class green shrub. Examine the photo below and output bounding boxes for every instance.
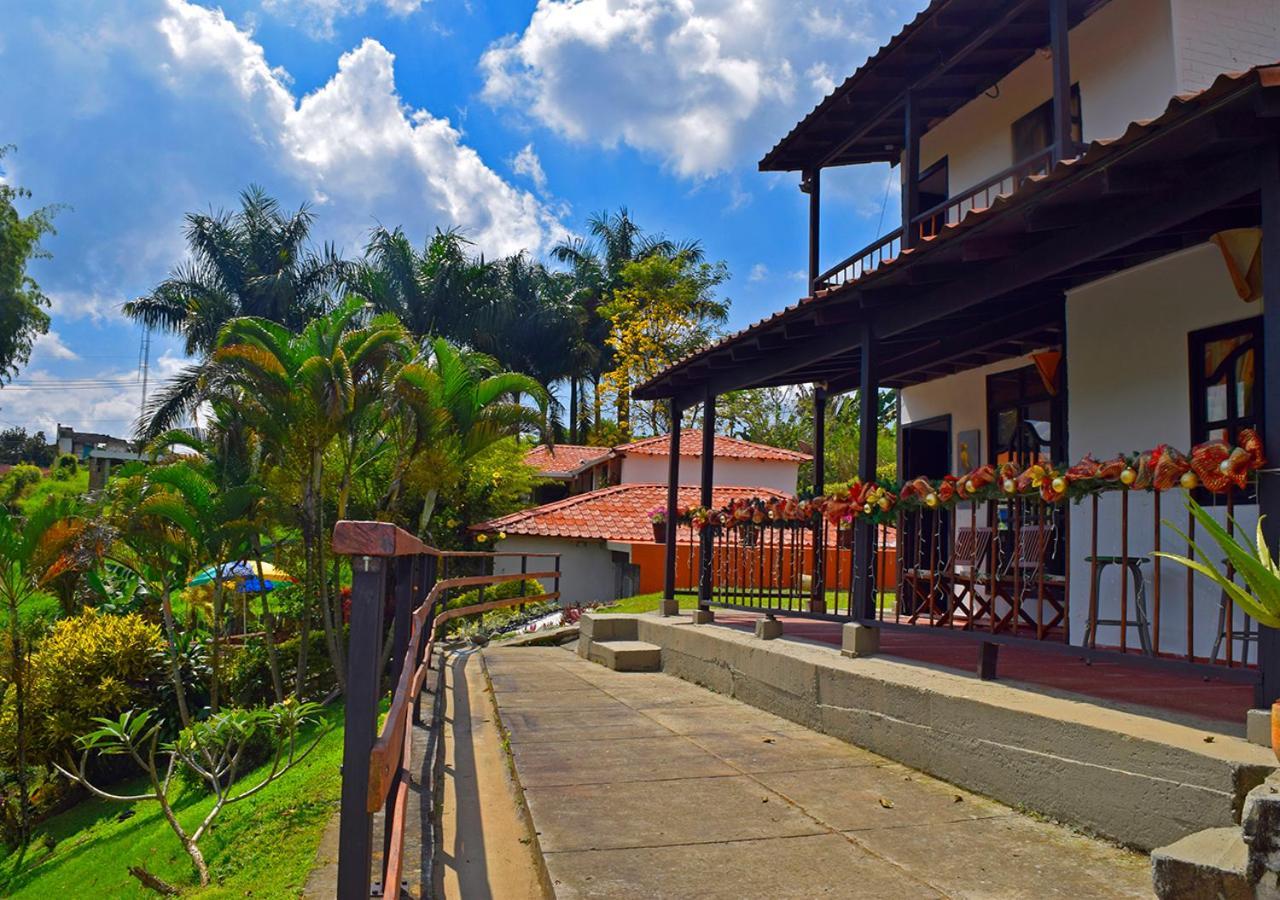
[226,629,341,708]
[445,577,546,611]
[15,609,166,763]
[51,454,77,481]
[0,464,42,509]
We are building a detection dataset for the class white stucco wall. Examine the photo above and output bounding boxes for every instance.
[1172,0,1280,92]
[900,356,1037,472]
[492,534,619,608]
[900,243,1263,659]
[619,454,800,494]
[1066,242,1262,659]
[918,0,1178,199]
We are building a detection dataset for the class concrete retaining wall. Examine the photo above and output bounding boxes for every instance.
[579,613,1276,851]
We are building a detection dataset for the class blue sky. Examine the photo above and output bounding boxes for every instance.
[0,0,921,437]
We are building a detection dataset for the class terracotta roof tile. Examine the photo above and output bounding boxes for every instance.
[616,430,810,462]
[473,483,789,544]
[523,444,611,478]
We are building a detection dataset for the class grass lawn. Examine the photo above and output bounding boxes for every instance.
[0,704,344,898]
[18,470,89,516]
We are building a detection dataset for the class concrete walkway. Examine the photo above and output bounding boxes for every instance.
[483,644,1153,899]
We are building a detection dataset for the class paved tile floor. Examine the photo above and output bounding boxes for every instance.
[482,644,1153,900]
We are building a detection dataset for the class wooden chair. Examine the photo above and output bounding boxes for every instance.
[993,523,1066,636]
[944,526,994,627]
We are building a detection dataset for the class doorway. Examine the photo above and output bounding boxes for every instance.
[899,416,951,614]
[915,157,949,240]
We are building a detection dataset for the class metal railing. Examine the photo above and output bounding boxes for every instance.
[331,520,561,898]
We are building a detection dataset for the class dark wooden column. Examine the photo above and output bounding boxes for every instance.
[811,385,827,609]
[1256,141,1280,705]
[698,395,716,609]
[853,327,879,619]
[337,555,386,898]
[1049,0,1073,164]
[805,168,821,294]
[661,399,683,614]
[901,89,922,249]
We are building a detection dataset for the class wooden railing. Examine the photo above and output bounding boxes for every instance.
[912,148,1054,240]
[815,147,1055,292]
[678,484,1262,681]
[816,228,903,291]
[331,520,561,898]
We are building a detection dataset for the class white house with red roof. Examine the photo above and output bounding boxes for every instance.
[474,432,810,607]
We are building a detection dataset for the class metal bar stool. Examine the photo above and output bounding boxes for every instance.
[1210,559,1257,665]
[1083,555,1153,655]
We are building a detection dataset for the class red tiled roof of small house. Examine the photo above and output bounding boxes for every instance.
[615,430,810,462]
[473,483,789,544]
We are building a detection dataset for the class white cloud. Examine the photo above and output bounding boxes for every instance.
[748,263,768,282]
[261,0,428,40]
[0,0,564,325]
[0,352,187,438]
[511,143,548,193]
[481,0,917,178]
[33,331,80,362]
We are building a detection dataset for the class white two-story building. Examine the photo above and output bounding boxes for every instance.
[634,0,1280,702]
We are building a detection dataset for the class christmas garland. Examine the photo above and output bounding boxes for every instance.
[672,429,1266,533]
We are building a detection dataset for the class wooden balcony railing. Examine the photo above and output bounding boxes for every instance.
[913,148,1054,240]
[331,521,561,898]
[816,228,903,291]
[815,147,1055,292]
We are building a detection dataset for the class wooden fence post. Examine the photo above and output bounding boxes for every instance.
[338,555,387,898]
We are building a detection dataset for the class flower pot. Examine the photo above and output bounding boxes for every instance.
[1271,701,1280,762]
[652,522,667,544]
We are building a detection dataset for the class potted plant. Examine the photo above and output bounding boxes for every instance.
[648,506,667,544]
[1155,497,1280,759]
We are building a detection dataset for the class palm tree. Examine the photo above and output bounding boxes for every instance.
[125,186,349,434]
[552,208,704,439]
[386,337,548,536]
[0,497,83,850]
[194,299,411,695]
[348,226,489,342]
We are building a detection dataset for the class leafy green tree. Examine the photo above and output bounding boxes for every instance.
[0,498,81,848]
[553,208,704,438]
[0,427,54,467]
[0,146,57,385]
[600,252,729,436]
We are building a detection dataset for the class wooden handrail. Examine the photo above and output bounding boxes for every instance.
[332,517,562,895]
[366,578,561,811]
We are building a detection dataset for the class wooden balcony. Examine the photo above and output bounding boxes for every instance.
[817,147,1057,293]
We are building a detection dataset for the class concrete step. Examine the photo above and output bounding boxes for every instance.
[590,639,662,672]
[1151,827,1250,899]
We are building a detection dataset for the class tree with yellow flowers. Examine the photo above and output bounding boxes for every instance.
[600,252,729,436]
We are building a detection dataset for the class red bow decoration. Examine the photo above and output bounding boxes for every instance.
[1152,446,1191,491]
